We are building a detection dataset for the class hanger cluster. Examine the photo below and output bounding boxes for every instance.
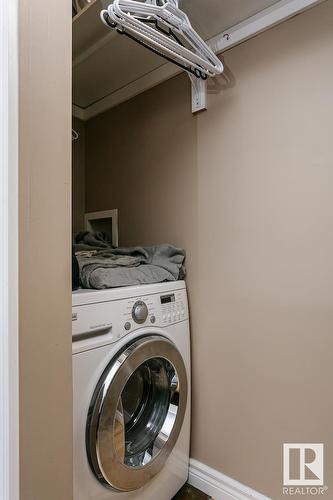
[101,0,224,80]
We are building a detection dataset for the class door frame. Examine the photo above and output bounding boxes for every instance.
[0,1,20,499]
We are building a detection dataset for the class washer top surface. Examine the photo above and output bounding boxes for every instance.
[72,280,186,307]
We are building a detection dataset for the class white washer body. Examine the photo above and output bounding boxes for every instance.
[73,281,191,500]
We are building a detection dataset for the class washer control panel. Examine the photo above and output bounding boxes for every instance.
[122,288,188,333]
[72,285,189,346]
[160,293,187,325]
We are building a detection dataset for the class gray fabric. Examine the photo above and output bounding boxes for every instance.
[75,242,186,289]
[73,231,112,251]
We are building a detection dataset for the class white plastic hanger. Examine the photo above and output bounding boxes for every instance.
[101,0,223,111]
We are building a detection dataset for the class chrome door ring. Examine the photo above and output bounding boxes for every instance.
[86,335,188,492]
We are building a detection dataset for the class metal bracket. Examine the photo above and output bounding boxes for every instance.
[189,74,207,114]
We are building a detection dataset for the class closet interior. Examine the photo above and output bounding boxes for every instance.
[69,2,331,500]
[71,0,284,274]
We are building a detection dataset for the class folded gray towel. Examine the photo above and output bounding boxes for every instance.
[74,241,186,289]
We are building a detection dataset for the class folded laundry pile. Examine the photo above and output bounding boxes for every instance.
[73,232,186,289]
[74,231,113,251]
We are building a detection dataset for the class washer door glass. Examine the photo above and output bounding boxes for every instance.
[86,336,188,492]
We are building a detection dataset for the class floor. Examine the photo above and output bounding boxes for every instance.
[173,483,212,500]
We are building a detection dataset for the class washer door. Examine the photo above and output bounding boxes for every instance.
[86,335,188,492]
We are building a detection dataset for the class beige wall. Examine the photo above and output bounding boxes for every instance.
[85,75,198,247]
[72,117,86,233]
[85,3,333,498]
[19,1,73,499]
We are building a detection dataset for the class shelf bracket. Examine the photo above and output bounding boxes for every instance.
[189,74,207,114]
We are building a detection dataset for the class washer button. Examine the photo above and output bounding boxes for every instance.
[124,322,131,331]
[150,315,156,324]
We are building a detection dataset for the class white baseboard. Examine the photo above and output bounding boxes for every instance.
[188,459,272,500]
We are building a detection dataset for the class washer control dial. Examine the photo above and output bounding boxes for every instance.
[132,301,148,324]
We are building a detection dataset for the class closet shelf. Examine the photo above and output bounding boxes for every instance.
[73,0,168,115]
[73,0,108,59]
[72,0,307,121]
[73,1,97,23]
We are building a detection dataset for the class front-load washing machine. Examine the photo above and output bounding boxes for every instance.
[72,281,191,500]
